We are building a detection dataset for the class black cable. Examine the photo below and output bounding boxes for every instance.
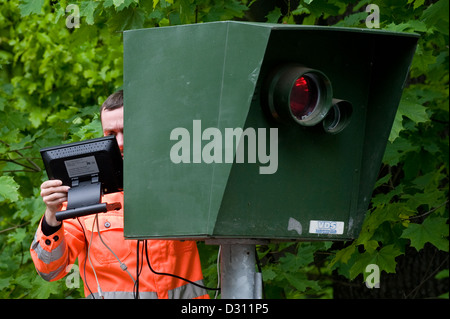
[76,217,94,299]
[134,240,140,299]
[72,225,220,298]
[133,240,145,299]
[144,240,220,292]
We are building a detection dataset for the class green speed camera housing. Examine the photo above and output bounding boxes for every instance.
[123,21,418,241]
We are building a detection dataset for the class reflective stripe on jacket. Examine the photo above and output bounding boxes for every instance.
[30,192,209,299]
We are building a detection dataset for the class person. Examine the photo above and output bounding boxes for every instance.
[30,90,209,299]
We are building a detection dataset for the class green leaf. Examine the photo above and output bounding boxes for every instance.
[401,217,449,252]
[113,0,125,7]
[0,278,11,291]
[265,7,282,23]
[383,136,419,165]
[13,274,33,290]
[7,228,27,244]
[29,107,50,128]
[107,7,145,31]
[364,240,379,253]
[421,0,449,35]
[374,173,392,189]
[279,252,308,272]
[284,272,320,292]
[18,0,44,17]
[357,203,413,246]
[0,97,6,111]
[29,276,61,299]
[292,5,310,16]
[398,99,429,124]
[0,176,20,202]
[334,11,367,27]
[388,111,404,143]
[413,0,426,10]
[435,269,449,280]
[80,1,100,25]
[262,267,277,281]
[375,245,403,274]
[412,44,438,76]
[328,243,356,269]
[389,97,430,142]
[112,0,137,12]
[349,245,402,280]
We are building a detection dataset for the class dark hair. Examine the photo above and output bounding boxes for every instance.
[100,90,123,114]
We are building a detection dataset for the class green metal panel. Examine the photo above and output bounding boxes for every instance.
[123,21,418,241]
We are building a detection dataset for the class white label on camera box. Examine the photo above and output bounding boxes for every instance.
[64,156,99,177]
[309,220,344,235]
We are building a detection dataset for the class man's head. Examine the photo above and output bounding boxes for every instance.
[101,90,124,158]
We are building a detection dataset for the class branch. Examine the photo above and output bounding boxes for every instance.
[407,200,449,221]
[404,255,449,298]
[0,222,30,234]
[0,140,41,172]
[0,158,37,171]
[3,169,40,173]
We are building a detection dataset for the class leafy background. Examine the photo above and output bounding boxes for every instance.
[0,0,448,299]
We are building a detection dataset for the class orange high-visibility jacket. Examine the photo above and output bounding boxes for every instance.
[30,192,209,299]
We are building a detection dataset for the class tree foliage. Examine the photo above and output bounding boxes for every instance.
[0,0,448,299]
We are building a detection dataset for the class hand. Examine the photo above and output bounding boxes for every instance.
[40,180,70,227]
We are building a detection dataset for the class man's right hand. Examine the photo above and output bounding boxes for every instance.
[40,180,70,227]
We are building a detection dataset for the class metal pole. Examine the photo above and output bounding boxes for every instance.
[220,244,262,299]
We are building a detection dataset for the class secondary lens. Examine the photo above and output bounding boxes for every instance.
[322,99,353,134]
